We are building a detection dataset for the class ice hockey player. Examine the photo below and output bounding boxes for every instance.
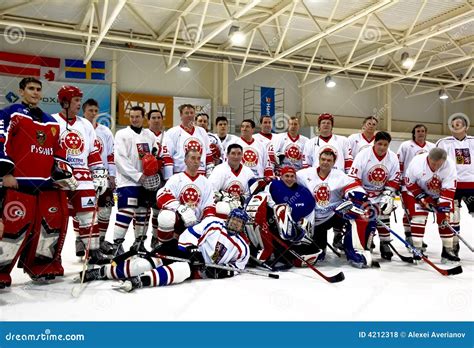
[0,77,75,288]
[155,148,216,245]
[271,116,309,173]
[77,208,250,292]
[52,85,109,265]
[348,116,378,158]
[349,131,401,261]
[436,113,473,256]
[303,113,353,173]
[161,104,213,179]
[397,124,435,247]
[404,148,458,263]
[195,112,224,165]
[297,149,374,268]
[82,98,116,255]
[112,106,161,255]
[234,119,274,177]
[214,116,239,155]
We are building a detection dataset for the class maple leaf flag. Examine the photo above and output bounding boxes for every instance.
[0,51,60,81]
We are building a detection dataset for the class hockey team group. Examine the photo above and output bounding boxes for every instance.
[0,77,472,292]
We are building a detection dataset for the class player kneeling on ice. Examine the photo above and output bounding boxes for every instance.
[297,149,374,268]
[76,208,250,292]
[245,167,322,269]
[404,148,459,264]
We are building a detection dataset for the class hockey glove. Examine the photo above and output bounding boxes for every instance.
[92,168,108,195]
[52,160,78,190]
[177,204,198,227]
[380,190,395,215]
[415,192,435,211]
[205,267,234,279]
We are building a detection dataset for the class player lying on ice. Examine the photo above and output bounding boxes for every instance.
[76,208,250,292]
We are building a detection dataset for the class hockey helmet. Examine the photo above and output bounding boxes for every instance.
[142,153,160,176]
[57,85,83,107]
[226,208,249,235]
[318,113,334,126]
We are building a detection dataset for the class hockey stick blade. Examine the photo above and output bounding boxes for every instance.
[388,243,414,263]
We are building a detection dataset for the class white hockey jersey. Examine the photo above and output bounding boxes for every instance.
[297,167,363,224]
[52,113,102,191]
[253,132,277,166]
[208,162,254,196]
[94,123,116,177]
[405,153,457,208]
[271,132,309,171]
[114,126,157,188]
[162,125,212,179]
[397,140,435,176]
[303,134,353,173]
[218,133,239,154]
[156,172,216,220]
[234,137,273,177]
[349,147,400,202]
[436,136,474,189]
[347,133,375,159]
[178,217,250,270]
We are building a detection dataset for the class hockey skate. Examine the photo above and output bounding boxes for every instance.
[441,247,460,264]
[76,267,106,283]
[150,236,159,251]
[27,261,64,282]
[0,274,12,289]
[380,241,393,261]
[332,232,344,251]
[88,249,112,265]
[453,237,460,257]
[130,237,149,253]
[99,237,115,255]
[75,238,85,257]
[112,239,125,257]
[411,248,427,264]
[117,277,142,292]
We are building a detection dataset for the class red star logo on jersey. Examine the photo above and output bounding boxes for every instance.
[227,181,244,196]
[285,144,302,162]
[243,148,258,167]
[94,138,104,155]
[426,175,442,194]
[179,185,201,207]
[314,183,330,207]
[61,129,85,156]
[184,137,203,155]
[368,165,388,187]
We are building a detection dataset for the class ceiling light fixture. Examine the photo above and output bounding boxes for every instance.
[178,58,190,72]
[439,89,448,100]
[325,75,336,88]
[401,52,415,69]
[229,25,245,45]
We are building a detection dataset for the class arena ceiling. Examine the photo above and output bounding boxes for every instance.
[0,0,473,101]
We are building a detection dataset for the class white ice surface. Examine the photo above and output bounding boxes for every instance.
[1,201,472,322]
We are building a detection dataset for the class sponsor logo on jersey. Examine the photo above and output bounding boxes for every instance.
[30,144,54,155]
[184,137,203,155]
[242,147,258,167]
[426,174,442,195]
[227,181,244,196]
[36,130,46,145]
[367,164,388,187]
[61,129,85,156]
[81,196,96,208]
[136,143,151,159]
[211,241,228,264]
[314,183,331,207]
[284,143,302,162]
[179,184,201,207]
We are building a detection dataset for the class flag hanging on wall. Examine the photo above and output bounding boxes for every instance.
[0,51,60,81]
[64,59,106,80]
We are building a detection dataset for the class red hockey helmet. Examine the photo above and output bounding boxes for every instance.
[318,113,334,126]
[57,85,83,106]
[142,153,160,176]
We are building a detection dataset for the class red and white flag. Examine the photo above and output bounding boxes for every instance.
[0,51,60,81]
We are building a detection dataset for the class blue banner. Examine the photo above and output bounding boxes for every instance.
[0,322,472,348]
[260,86,275,117]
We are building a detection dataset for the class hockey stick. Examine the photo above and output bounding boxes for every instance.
[388,243,414,263]
[440,220,474,252]
[377,220,462,276]
[155,253,279,279]
[71,190,102,297]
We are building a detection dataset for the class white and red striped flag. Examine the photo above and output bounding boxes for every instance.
[0,51,60,81]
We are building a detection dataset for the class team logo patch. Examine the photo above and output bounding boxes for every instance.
[81,196,96,208]
[211,241,228,264]
[48,207,58,213]
[455,148,471,165]
[314,183,331,207]
[51,126,57,137]
[367,164,388,187]
[242,147,258,167]
[36,130,47,145]
[184,137,203,154]
[179,184,201,207]
[95,138,104,155]
[136,143,151,159]
[227,181,244,196]
[284,143,302,162]
[426,174,442,195]
[61,129,85,156]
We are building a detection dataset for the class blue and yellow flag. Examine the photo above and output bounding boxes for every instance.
[64,59,105,80]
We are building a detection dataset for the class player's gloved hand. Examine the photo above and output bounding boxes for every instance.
[204,267,234,279]
[52,160,78,190]
[415,192,435,211]
[347,190,368,205]
[380,190,395,215]
[92,168,108,195]
[206,163,215,178]
[185,247,205,269]
[177,204,197,227]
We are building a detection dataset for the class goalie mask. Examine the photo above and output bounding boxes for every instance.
[226,208,249,235]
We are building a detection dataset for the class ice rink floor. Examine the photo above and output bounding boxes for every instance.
[1,200,472,322]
